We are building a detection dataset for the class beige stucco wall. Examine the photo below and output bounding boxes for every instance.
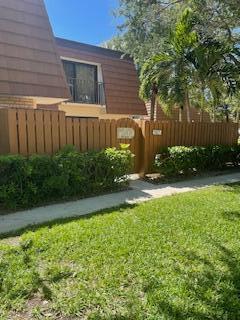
[59,102,131,119]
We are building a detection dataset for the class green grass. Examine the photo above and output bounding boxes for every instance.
[0,184,240,319]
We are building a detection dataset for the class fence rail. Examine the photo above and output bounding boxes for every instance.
[0,108,238,174]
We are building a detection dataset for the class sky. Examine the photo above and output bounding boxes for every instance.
[44,0,120,46]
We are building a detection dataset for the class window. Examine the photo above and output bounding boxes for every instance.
[62,60,104,105]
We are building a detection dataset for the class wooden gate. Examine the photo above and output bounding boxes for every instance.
[115,118,143,172]
[63,117,143,172]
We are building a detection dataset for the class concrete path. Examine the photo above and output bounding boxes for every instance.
[0,172,240,235]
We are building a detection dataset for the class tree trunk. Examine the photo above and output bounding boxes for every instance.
[150,92,156,121]
[226,113,229,123]
[150,83,158,121]
[185,91,191,123]
[200,87,205,123]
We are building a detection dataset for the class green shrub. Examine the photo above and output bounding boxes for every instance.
[0,145,133,209]
[155,145,240,177]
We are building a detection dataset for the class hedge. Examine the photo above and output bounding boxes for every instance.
[0,145,133,209]
[154,145,240,177]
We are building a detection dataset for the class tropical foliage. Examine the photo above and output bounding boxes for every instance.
[107,0,240,66]
[155,145,240,177]
[139,9,197,121]
[139,9,240,121]
[106,0,240,121]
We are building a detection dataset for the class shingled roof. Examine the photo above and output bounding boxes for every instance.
[0,0,70,103]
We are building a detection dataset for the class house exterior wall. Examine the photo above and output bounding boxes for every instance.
[0,0,70,103]
[55,38,147,117]
[58,102,130,119]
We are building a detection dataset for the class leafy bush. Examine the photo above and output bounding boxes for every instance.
[155,145,240,177]
[0,145,133,209]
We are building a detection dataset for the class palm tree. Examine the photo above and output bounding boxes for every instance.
[140,8,240,122]
[140,8,197,122]
[187,38,240,121]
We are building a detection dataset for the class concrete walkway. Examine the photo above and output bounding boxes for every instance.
[0,172,240,235]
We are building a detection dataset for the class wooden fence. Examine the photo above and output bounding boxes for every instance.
[140,120,239,173]
[0,108,143,172]
[0,108,238,174]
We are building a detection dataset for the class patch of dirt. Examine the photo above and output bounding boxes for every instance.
[143,167,240,185]
[8,294,77,320]
[0,236,21,246]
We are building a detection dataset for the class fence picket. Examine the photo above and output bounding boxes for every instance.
[42,111,51,154]
[59,111,67,148]
[17,109,28,155]
[66,118,73,145]
[73,118,80,151]
[8,109,19,154]
[79,119,87,152]
[51,111,60,153]
[35,110,45,154]
[26,109,36,154]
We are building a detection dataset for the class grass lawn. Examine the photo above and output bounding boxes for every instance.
[0,184,240,320]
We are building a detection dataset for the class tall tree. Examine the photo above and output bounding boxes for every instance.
[105,0,240,120]
[104,0,180,66]
[139,8,240,121]
[187,38,240,121]
[140,9,197,122]
[106,0,240,67]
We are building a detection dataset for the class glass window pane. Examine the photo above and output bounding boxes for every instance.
[62,61,75,99]
[62,60,99,104]
[75,63,97,104]
[63,61,75,79]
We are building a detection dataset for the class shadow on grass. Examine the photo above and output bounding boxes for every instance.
[0,203,139,240]
[223,182,240,193]
[144,242,240,320]
[222,210,240,221]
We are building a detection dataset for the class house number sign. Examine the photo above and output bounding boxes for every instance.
[153,129,162,136]
[117,127,135,139]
